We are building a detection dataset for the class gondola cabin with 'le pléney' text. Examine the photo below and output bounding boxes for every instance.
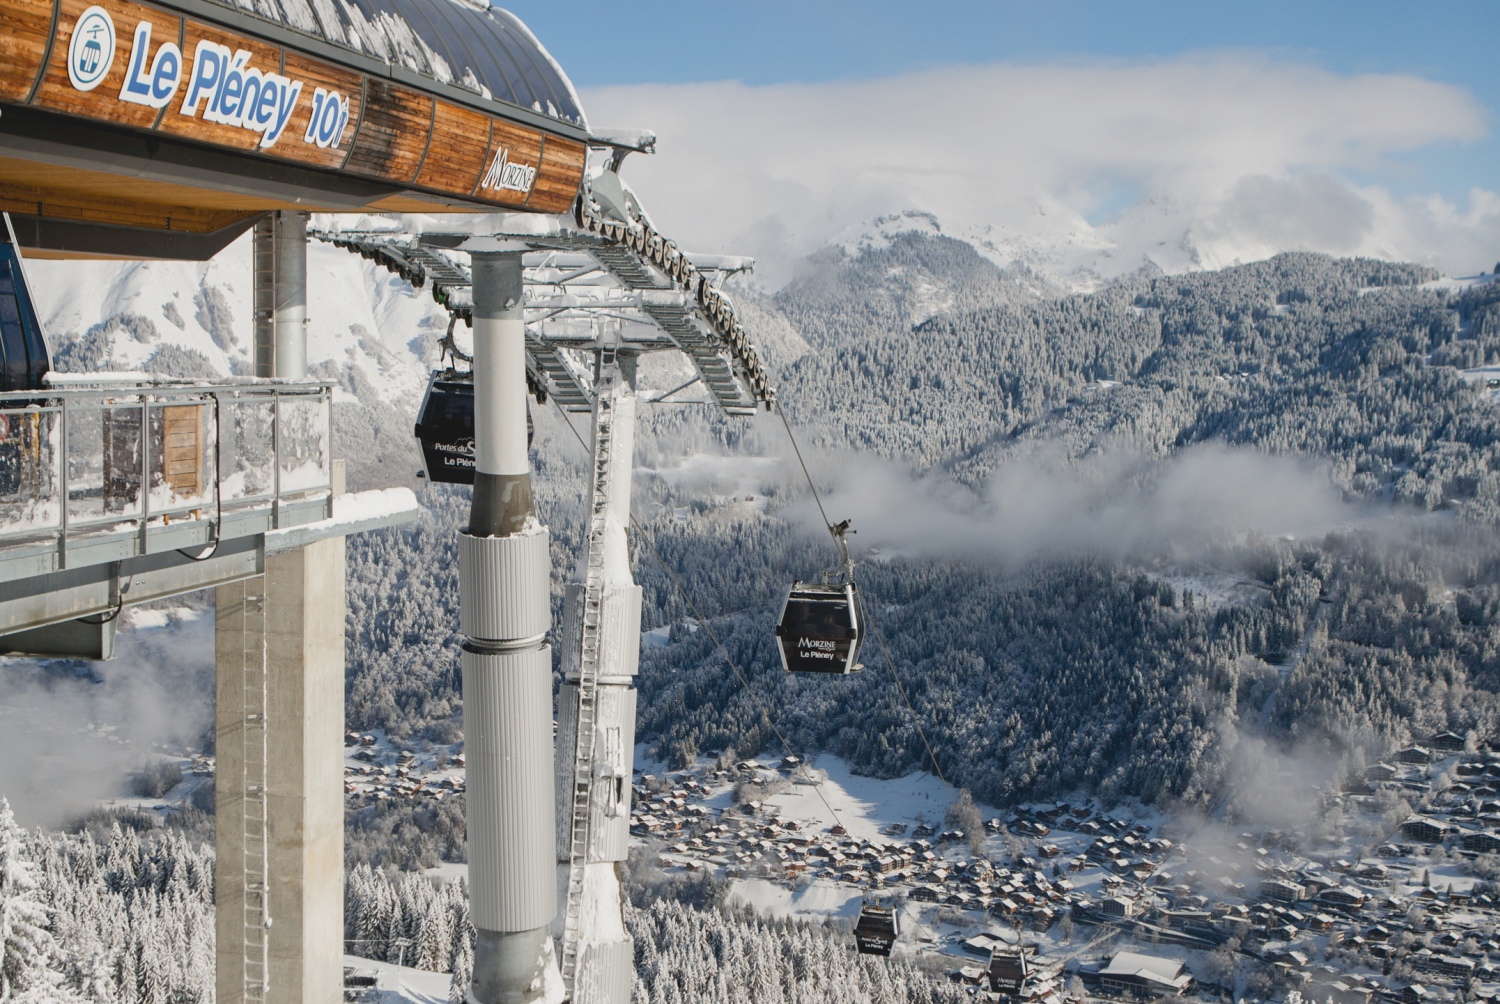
[776,516,865,675]
[775,580,863,674]
[853,902,899,956]
[414,371,532,485]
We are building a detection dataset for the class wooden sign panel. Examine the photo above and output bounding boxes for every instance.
[0,0,585,211]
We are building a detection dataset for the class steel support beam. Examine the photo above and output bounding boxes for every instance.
[555,360,639,1004]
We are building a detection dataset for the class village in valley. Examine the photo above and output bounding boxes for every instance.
[149,726,1500,1004]
[624,730,1500,1004]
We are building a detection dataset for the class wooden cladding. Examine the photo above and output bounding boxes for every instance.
[0,0,55,102]
[0,0,584,211]
[160,404,201,496]
[413,99,488,195]
[344,80,430,183]
[531,135,587,215]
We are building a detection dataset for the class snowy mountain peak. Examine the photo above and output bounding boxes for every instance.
[834,210,944,257]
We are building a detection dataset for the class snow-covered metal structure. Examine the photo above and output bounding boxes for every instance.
[0,0,772,995]
[315,142,776,1003]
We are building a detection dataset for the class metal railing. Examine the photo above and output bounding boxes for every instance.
[0,378,333,567]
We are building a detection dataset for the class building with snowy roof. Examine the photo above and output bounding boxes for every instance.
[1096,952,1194,999]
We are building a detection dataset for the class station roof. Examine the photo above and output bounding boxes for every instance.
[196,0,585,127]
[0,0,591,259]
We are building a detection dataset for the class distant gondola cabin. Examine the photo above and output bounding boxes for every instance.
[775,581,863,674]
[853,903,898,956]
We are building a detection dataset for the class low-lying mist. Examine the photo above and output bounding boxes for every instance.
[783,443,1385,568]
[0,607,215,828]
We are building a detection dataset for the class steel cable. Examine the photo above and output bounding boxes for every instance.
[774,403,954,806]
[548,398,850,833]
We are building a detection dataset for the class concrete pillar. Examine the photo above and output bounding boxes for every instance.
[215,532,346,1004]
[222,211,338,1004]
[215,575,256,1004]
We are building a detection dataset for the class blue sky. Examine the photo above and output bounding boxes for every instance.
[513,2,1499,282]
[514,0,1495,200]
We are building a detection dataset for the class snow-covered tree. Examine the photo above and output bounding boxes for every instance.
[0,798,70,1004]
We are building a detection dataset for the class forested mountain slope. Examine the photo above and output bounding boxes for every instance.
[346,237,1500,812]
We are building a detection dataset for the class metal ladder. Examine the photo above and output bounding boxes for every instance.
[251,219,276,378]
[559,373,620,998]
[242,578,271,1004]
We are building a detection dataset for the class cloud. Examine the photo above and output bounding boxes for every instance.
[783,443,1367,570]
[580,53,1495,285]
[1206,174,1377,255]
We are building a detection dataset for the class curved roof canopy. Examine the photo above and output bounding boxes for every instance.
[206,0,586,126]
[0,0,592,258]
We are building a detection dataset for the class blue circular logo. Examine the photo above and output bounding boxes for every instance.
[67,6,116,92]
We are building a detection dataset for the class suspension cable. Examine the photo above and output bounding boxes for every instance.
[548,397,850,833]
[775,404,834,540]
[774,404,955,807]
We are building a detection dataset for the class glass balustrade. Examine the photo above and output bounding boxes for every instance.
[0,380,333,556]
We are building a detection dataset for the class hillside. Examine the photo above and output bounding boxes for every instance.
[20,230,1500,812]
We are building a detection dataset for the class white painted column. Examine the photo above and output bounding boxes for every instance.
[252,211,308,380]
[272,211,308,381]
[462,249,563,1004]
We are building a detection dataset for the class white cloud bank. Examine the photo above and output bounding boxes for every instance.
[581,53,1499,286]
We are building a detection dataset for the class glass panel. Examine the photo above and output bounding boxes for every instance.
[486,9,580,119]
[64,403,146,522]
[220,396,276,502]
[0,313,23,392]
[277,394,331,493]
[486,25,549,110]
[422,5,474,83]
[64,404,101,525]
[0,407,60,535]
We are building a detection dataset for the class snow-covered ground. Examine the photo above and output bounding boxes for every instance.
[344,955,449,1004]
[1419,272,1500,294]
[729,876,864,922]
[756,756,951,843]
[1461,365,1500,405]
[1149,571,1270,613]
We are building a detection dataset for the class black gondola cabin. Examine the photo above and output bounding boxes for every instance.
[0,216,50,499]
[0,219,49,395]
[853,903,899,956]
[414,375,478,484]
[775,581,863,674]
[414,372,534,484]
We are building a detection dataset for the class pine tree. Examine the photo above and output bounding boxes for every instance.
[0,799,71,1004]
[447,926,472,1004]
[415,899,452,973]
